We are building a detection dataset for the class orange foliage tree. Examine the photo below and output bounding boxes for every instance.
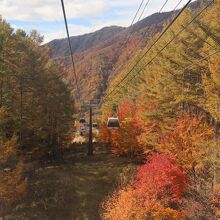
[157,114,216,179]
[98,123,111,144]
[0,108,27,215]
[211,184,220,218]
[135,100,163,152]
[100,99,164,158]
[98,108,113,144]
[109,100,143,157]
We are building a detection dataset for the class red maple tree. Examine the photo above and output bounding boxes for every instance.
[135,153,188,206]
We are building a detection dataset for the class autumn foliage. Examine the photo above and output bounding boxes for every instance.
[101,154,188,220]
[101,110,220,219]
[158,114,215,176]
[0,108,27,215]
[99,100,145,158]
[211,184,220,217]
[135,154,187,203]
[110,100,142,157]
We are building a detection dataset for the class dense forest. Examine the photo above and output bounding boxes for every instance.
[0,17,74,214]
[0,0,220,219]
[99,1,220,219]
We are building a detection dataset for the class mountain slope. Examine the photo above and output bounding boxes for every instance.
[47,0,202,103]
[48,13,170,102]
[48,26,125,58]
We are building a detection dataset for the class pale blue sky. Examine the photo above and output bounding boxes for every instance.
[0,0,194,43]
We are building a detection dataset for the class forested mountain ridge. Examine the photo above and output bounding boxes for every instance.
[47,10,173,102]
[47,0,205,103]
[48,26,125,58]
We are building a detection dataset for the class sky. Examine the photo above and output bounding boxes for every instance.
[0,0,194,43]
